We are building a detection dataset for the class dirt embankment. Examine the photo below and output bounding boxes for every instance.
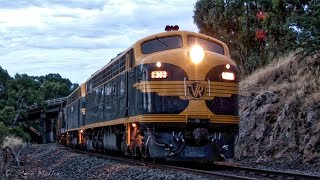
[236,52,320,170]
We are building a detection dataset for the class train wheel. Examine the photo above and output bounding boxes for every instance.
[131,143,141,160]
[140,144,150,162]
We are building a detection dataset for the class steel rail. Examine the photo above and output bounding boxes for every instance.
[63,145,320,180]
[213,162,320,180]
[64,146,253,179]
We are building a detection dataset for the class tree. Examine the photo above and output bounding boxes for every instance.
[194,0,247,68]
[36,73,78,100]
[9,74,42,107]
[0,67,77,143]
[0,66,11,109]
[0,121,9,144]
[193,0,318,75]
[0,106,16,126]
[294,0,320,55]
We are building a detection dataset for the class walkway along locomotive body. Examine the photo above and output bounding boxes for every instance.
[59,30,239,162]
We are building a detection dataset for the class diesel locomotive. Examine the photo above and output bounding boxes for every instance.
[58,28,239,162]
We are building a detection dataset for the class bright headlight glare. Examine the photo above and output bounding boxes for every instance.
[222,72,235,80]
[190,45,205,64]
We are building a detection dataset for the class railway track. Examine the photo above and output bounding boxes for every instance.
[65,146,320,179]
[212,162,320,180]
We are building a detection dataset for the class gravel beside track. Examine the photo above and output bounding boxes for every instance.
[2,143,319,179]
[1,143,210,180]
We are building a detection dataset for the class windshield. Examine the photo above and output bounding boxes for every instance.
[187,36,224,55]
[141,36,182,54]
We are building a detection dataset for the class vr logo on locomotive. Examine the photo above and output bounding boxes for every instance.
[187,81,206,99]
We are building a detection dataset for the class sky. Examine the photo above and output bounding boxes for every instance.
[0,0,199,84]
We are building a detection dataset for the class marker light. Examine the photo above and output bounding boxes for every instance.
[165,25,171,31]
[190,45,205,64]
[132,123,137,128]
[165,25,179,31]
[80,130,83,133]
[151,71,168,79]
[156,62,162,68]
[222,72,235,80]
[226,64,230,69]
[173,25,179,31]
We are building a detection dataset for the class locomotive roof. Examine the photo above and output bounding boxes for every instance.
[133,30,229,61]
[84,30,230,84]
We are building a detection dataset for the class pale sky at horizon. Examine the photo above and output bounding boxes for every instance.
[0,0,198,84]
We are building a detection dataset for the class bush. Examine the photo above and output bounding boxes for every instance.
[1,136,24,149]
[1,136,27,166]
[0,122,30,145]
[0,122,9,144]
[9,126,31,143]
[0,106,16,126]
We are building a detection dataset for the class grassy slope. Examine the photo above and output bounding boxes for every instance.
[236,52,320,165]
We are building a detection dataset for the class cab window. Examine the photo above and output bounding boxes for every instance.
[141,36,182,54]
[187,36,224,55]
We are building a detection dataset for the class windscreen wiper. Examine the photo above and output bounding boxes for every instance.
[156,36,168,47]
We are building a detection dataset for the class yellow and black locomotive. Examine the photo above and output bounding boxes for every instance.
[59,28,239,162]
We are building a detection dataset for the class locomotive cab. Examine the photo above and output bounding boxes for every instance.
[130,31,239,161]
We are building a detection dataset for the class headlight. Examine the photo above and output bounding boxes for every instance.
[221,72,235,80]
[190,45,205,64]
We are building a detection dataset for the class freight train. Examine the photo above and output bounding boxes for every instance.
[58,27,239,162]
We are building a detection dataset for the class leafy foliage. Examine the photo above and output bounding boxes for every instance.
[0,66,78,143]
[8,126,31,142]
[0,67,11,108]
[0,106,16,125]
[0,121,9,144]
[294,0,320,56]
[193,0,318,74]
[0,122,30,145]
